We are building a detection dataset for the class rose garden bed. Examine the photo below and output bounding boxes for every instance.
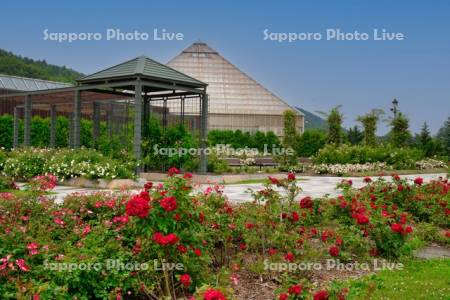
[0,170,449,299]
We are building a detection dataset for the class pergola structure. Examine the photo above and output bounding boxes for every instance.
[0,56,209,173]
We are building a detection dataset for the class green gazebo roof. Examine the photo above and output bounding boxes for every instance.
[78,56,206,87]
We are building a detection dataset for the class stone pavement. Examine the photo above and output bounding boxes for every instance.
[49,173,447,204]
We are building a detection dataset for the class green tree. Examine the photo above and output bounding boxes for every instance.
[296,129,327,157]
[347,125,364,145]
[281,110,300,166]
[318,106,344,145]
[283,110,299,148]
[419,122,432,146]
[436,116,450,157]
[415,122,438,157]
[357,109,384,146]
[265,131,281,149]
[389,112,411,147]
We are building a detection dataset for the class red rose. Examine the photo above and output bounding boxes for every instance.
[239,243,247,251]
[329,245,339,257]
[177,244,188,253]
[152,232,179,246]
[313,290,329,300]
[168,167,180,176]
[279,293,289,300]
[15,258,30,272]
[126,195,150,218]
[414,177,423,185]
[194,248,202,256]
[268,176,280,185]
[405,226,413,233]
[183,172,193,179]
[355,214,369,225]
[144,181,153,190]
[287,173,296,181]
[300,196,313,208]
[179,274,191,287]
[245,223,255,229]
[139,190,150,202]
[390,223,404,234]
[54,217,65,226]
[363,177,372,183]
[284,252,294,262]
[26,242,39,255]
[291,211,299,222]
[268,248,278,256]
[160,196,177,212]
[321,230,330,242]
[203,288,226,300]
[288,284,302,295]
[82,224,91,237]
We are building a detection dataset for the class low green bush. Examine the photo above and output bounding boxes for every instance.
[295,129,327,157]
[0,148,136,180]
[208,129,280,151]
[313,144,424,169]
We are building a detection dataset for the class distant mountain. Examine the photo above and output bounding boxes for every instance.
[0,49,83,83]
[296,107,327,130]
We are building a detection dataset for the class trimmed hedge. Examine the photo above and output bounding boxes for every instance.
[313,144,424,169]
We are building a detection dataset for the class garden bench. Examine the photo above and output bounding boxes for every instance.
[254,157,278,170]
[223,157,279,170]
[223,158,242,167]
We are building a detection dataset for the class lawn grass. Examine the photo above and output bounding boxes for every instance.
[344,259,450,299]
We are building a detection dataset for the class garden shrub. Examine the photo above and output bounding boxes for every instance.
[0,170,448,299]
[313,144,424,169]
[0,114,130,154]
[0,175,15,191]
[0,114,15,149]
[295,129,327,157]
[208,129,280,151]
[30,116,50,148]
[0,148,136,180]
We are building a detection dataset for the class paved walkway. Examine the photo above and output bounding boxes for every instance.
[49,173,447,204]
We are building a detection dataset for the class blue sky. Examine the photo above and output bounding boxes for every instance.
[1,0,449,134]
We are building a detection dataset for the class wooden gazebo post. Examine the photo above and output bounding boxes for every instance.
[73,90,81,149]
[50,104,57,148]
[134,80,143,170]
[23,94,31,146]
[13,106,19,148]
[199,93,209,174]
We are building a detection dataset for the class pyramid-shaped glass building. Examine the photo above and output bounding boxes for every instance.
[167,42,304,136]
